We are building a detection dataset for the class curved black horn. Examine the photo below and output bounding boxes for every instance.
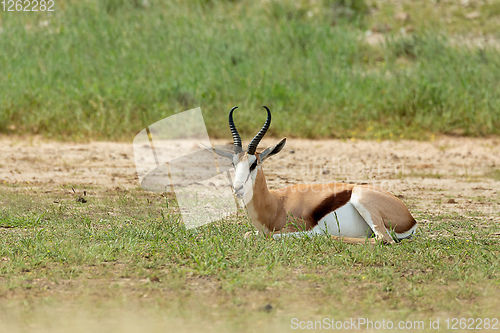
[247,106,271,155]
[229,106,243,153]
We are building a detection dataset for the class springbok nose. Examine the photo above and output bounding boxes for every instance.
[234,185,244,196]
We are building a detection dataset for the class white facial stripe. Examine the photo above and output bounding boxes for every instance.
[232,154,258,201]
[234,159,250,188]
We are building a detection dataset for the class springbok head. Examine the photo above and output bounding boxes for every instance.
[213,106,286,203]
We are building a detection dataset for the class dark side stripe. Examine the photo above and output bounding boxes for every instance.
[310,190,353,225]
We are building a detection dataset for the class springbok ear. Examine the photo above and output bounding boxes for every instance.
[200,143,234,159]
[259,138,286,163]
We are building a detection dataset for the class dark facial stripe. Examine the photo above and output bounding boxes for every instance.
[310,190,353,224]
[249,161,258,172]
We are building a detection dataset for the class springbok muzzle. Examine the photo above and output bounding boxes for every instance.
[234,185,244,197]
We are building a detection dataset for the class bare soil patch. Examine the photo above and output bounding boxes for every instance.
[1,135,499,223]
[1,135,499,332]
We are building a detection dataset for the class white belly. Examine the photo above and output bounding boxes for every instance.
[312,202,372,238]
[273,202,372,240]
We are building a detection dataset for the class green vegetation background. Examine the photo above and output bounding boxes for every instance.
[1,0,499,140]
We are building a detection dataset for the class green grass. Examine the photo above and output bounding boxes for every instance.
[0,185,499,332]
[1,0,500,141]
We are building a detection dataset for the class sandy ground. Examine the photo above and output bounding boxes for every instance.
[1,135,499,224]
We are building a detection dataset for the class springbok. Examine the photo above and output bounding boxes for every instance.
[211,106,417,244]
